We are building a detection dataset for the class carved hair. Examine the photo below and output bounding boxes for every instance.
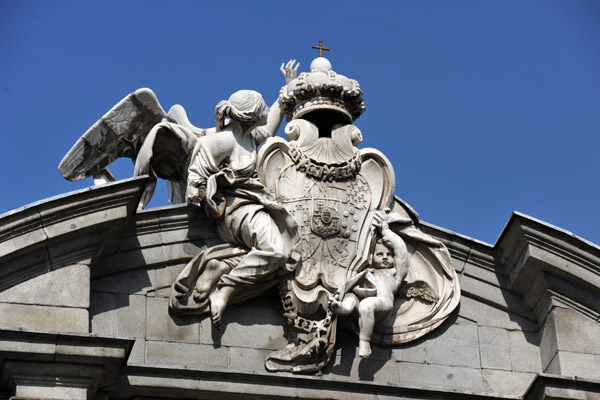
[214,90,267,130]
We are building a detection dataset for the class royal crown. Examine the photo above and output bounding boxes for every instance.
[279,57,366,123]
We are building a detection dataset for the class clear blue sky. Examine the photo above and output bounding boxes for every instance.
[1,1,599,246]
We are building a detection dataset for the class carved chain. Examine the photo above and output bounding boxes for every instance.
[288,143,361,182]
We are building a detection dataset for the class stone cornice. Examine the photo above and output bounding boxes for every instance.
[495,212,600,323]
[0,177,146,290]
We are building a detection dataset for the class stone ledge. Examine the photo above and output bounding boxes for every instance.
[0,177,147,291]
[0,328,134,392]
[102,364,600,400]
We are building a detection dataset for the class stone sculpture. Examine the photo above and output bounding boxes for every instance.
[58,51,460,374]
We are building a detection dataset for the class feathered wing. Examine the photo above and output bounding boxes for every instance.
[58,88,168,182]
[59,88,205,208]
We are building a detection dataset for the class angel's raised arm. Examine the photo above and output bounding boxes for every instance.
[253,60,299,144]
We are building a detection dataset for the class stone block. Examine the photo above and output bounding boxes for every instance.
[91,268,155,295]
[546,351,600,380]
[55,336,129,361]
[540,309,559,370]
[350,348,399,383]
[0,331,56,360]
[0,303,88,333]
[509,330,541,373]
[0,263,89,308]
[397,362,483,392]
[460,275,532,319]
[155,263,186,293]
[201,303,287,350]
[552,307,600,356]
[145,340,228,368]
[459,295,537,331]
[391,338,427,364]
[146,297,200,343]
[90,291,115,335]
[0,209,47,259]
[114,294,147,338]
[463,261,507,287]
[425,323,481,369]
[451,255,467,274]
[297,385,377,400]
[128,338,146,364]
[228,347,268,372]
[482,369,535,397]
[478,326,511,370]
[3,360,103,400]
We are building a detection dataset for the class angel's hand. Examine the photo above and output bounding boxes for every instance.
[186,183,206,207]
[280,59,299,85]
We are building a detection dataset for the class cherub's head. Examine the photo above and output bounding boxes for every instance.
[372,240,394,269]
[215,90,269,130]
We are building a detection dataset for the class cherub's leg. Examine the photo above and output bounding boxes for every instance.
[193,259,232,303]
[328,293,359,316]
[209,285,235,329]
[357,297,380,357]
[357,296,395,358]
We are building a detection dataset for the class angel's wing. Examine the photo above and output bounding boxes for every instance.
[58,88,168,182]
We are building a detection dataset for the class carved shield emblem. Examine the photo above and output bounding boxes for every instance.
[311,199,340,237]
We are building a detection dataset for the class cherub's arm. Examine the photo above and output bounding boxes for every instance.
[380,229,409,285]
[253,60,299,144]
[373,212,409,286]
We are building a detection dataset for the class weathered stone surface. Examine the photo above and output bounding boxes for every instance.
[0,263,89,308]
[0,207,47,259]
[200,303,287,350]
[425,323,481,369]
[478,326,511,371]
[145,340,228,368]
[551,307,600,356]
[90,291,115,335]
[459,295,537,331]
[460,274,532,320]
[0,303,88,333]
[128,338,146,365]
[227,347,268,372]
[482,369,535,397]
[397,362,483,392]
[155,263,187,296]
[391,338,427,364]
[115,294,147,338]
[546,351,600,380]
[509,330,541,373]
[2,360,104,400]
[463,261,507,288]
[91,268,156,296]
[146,297,200,343]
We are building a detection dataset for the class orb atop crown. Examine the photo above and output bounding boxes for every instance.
[279,56,366,123]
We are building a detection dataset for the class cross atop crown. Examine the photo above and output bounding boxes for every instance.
[311,40,330,57]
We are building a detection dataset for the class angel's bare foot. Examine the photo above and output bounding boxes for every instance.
[209,286,234,329]
[195,260,231,304]
[192,288,208,303]
[358,340,372,358]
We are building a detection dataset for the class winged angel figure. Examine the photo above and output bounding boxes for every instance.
[58,60,300,210]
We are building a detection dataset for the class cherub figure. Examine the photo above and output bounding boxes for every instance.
[328,212,409,358]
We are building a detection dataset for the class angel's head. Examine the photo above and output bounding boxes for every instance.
[215,90,269,131]
[371,239,395,269]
